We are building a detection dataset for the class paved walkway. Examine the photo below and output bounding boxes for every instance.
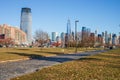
[0,50,106,80]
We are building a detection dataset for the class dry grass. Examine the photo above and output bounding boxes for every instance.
[11,48,120,80]
[0,47,99,61]
[0,48,58,61]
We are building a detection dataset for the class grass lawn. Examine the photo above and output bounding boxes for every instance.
[11,48,120,80]
[0,47,99,61]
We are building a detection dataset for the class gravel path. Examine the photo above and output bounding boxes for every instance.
[0,50,106,80]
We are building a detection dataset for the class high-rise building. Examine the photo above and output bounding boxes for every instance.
[112,34,117,45]
[60,32,65,47]
[67,19,71,35]
[66,19,73,42]
[95,30,98,37]
[61,32,65,41]
[82,26,87,41]
[56,36,61,42]
[51,32,58,42]
[108,33,112,44]
[102,32,105,44]
[98,34,102,44]
[105,31,108,44]
[94,30,98,43]
[87,28,91,37]
[102,32,105,37]
[20,7,32,44]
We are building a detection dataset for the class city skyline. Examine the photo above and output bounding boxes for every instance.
[0,0,120,35]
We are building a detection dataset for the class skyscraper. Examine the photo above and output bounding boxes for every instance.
[61,32,65,41]
[20,7,32,44]
[112,34,117,45]
[82,26,87,41]
[102,32,105,44]
[105,31,108,44]
[51,32,58,42]
[66,19,73,41]
[67,19,71,35]
[61,32,65,47]
[87,28,91,37]
[108,33,112,44]
[95,30,98,37]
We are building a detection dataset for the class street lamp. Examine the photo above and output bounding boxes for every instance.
[75,20,79,53]
[118,24,120,44]
[119,24,120,36]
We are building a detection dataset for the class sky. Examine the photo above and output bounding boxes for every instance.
[0,0,120,36]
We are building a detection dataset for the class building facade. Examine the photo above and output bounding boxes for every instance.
[0,24,26,44]
[51,32,58,42]
[112,34,117,45]
[66,19,73,41]
[61,32,65,41]
[20,7,32,44]
[82,26,87,41]
[105,31,108,44]
[67,19,71,36]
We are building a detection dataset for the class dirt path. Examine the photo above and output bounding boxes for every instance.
[0,50,106,80]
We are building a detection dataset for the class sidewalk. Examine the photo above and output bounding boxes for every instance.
[0,50,106,80]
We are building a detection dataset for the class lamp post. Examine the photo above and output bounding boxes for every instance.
[118,24,120,44]
[75,20,79,53]
[119,24,120,36]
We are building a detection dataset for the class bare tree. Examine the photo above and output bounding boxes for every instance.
[34,29,49,47]
[0,38,14,47]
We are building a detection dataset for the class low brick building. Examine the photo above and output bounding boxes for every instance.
[0,24,26,44]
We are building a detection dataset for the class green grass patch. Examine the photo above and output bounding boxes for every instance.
[11,48,120,80]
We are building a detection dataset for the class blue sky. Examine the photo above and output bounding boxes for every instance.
[0,0,120,36]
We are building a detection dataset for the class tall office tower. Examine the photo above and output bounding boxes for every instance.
[61,32,65,41]
[52,32,58,42]
[108,33,112,44]
[82,26,87,41]
[105,31,108,44]
[102,32,105,37]
[86,28,91,37]
[20,7,32,44]
[56,36,61,42]
[67,19,71,35]
[98,34,102,44]
[60,32,65,47]
[112,34,117,45]
[102,32,105,44]
[94,29,98,43]
[66,19,72,41]
[95,30,98,37]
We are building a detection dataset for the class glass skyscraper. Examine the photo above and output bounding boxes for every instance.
[52,32,58,41]
[20,7,32,44]
[67,19,71,35]
[66,19,72,41]
[82,26,87,41]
